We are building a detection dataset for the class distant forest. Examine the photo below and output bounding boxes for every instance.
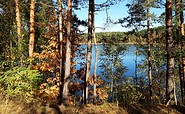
[79,26,165,44]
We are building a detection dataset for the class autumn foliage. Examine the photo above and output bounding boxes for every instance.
[26,7,107,105]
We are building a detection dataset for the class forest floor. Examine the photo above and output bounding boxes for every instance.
[0,97,185,114]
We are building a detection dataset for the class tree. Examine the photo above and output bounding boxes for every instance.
[166,0,176,106]
[29,0,35,58]
[84,0,94,104]
[179,0,185,104]
[99,39,127,103]
[117,0,159,103]
[0,0,16,66]
[57,0,64,101]
[15,0,23,66]
[147,0,152,103]
[63,0,72,102]
[93,23,97,104]
[118,0,147,31]
[175,0,184,104]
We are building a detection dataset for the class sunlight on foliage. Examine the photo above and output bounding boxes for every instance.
[38,77,61,103]
[0,66,43,102]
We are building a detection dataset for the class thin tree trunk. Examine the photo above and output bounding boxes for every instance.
[179,58,184,103]
[180,0,185,104]
[93,28,97,104]
[91,0,96,104]
[63,0,72,102]
[110,55,115,103]
[84,0,93,104]
[166,0,176,106]
[29,0,35,58]
[174,82,178,105]
[111,60,114,102]
[10,30,13,68]
[57,0,63,101]
[15,0,23,66]
[135,49,138,92]
[147,0,152,103]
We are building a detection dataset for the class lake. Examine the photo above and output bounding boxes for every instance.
[75,44,145,77]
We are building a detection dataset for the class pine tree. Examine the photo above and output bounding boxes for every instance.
[29,0,35,58]
[63,0,72,103]
[57,0,64,102]
[166,0,176,106]
[84,0,94,104]
[15,0,23,66]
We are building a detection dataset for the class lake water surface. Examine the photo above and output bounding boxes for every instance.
[75,44,145,77]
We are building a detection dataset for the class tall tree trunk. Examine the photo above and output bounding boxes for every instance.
[147,0,152,103]
[166,0,176,106]
[93,28,97,104]
[29,0,35,58]
[57,0,64,102]
[63,0,72,102]
[15,0,23,66]
[84,0,93,104]
[175,0,184,104]
[180,0,185,104]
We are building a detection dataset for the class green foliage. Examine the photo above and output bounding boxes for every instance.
[99,39,127,103]
[117,76,146,104]
[135,26,167,103]
[80,31,148,44]
[0,66,43,100]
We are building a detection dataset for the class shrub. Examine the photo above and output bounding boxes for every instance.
[0,66,43,101]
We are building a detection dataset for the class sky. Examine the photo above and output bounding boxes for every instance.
[75,1,129,32]
[75,0,165,33]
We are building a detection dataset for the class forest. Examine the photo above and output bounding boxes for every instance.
[0,0,185,114]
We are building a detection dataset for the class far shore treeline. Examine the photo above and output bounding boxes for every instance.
[79,26,165,44]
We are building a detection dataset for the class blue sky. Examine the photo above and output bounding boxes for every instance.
[75,0,165,33]
[75,1,129,32]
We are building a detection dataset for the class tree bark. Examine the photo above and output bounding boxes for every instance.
[180,0,185,104]
[175,0,184,104]
[147,0,152,103]
[63,0,72,102]
[93,28,97,104]
[166,0,176,106]
[15,0,23,66]
[29,0,35,58]
[84,0,94,104]
[135,49,138,92]
[180,0,184,36]
[57,0,64,102]
[111,60,114,102]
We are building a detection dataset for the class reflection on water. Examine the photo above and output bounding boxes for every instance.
[75,44,145,77]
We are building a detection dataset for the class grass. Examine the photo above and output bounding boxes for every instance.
[0,96,127,114]
[0,95,184,114]
[0,97,37,114]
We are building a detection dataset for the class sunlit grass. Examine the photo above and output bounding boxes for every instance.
[0,94,183,114]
